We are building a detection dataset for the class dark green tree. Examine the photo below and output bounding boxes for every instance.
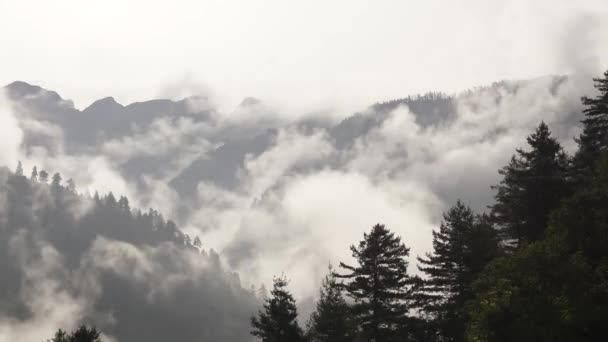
[467,156,608,342]
[307,264,354,342]
[490,122,570,248]
[251,275,304,342]
[573,69,608,180]
[69,325,102,342]
[336,224,419,342]
[417,201,499,342]
[49,329,69,342]
[47,325,102,342]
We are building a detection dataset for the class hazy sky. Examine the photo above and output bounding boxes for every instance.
[1,0,607,113]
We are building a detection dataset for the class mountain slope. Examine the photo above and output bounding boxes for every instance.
[0,167,257,342]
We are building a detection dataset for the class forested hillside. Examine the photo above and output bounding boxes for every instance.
[0,166,258,342]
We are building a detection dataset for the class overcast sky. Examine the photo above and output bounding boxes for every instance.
[1,0,607,113]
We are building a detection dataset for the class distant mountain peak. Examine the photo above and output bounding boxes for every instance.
[4,80,62,101]
[3,80,76,111]
[83,96,124,112]
[5,80,40,92]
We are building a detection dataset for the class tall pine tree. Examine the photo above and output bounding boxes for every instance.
[417,201,499,342]
[251,275,304,342]
[573,69,608,180]
[336,224,419,342]
[490,122,570,247]
[306,264,354,342]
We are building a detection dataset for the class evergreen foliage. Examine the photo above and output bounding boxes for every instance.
[467,157,608,341]
[335,224,420,342]
[573,70,608,179]
[48,325,102,342]
[417,201,499,342]
[306,264,354,342]
[251,275,304,342]
[0,166,255,342]
[490,122,570,247]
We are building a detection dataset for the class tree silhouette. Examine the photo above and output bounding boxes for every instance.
[251,275,304,342]
[468,157,608,342]
[573,69,608,181]
[490,122,570,248]
[336,224,419,342]
[306,264,354,342]
[417,201,499,342]
[47,325,102,342]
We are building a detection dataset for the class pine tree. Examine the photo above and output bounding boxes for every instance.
[251,275,304,342]
[118,196,130,212]
[336,224,419,342]
[573,69,608,179]
[105,192,117,207]
[30,166,38,181]
[417,201,499,342]
[50,329,69,342]
[490,122,570,247]
[307,264,354,342]
[69,325,102,342]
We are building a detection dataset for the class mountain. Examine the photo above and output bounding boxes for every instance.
[4,81,215,152]
[0,75,588,341]
[2,77,581,208]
